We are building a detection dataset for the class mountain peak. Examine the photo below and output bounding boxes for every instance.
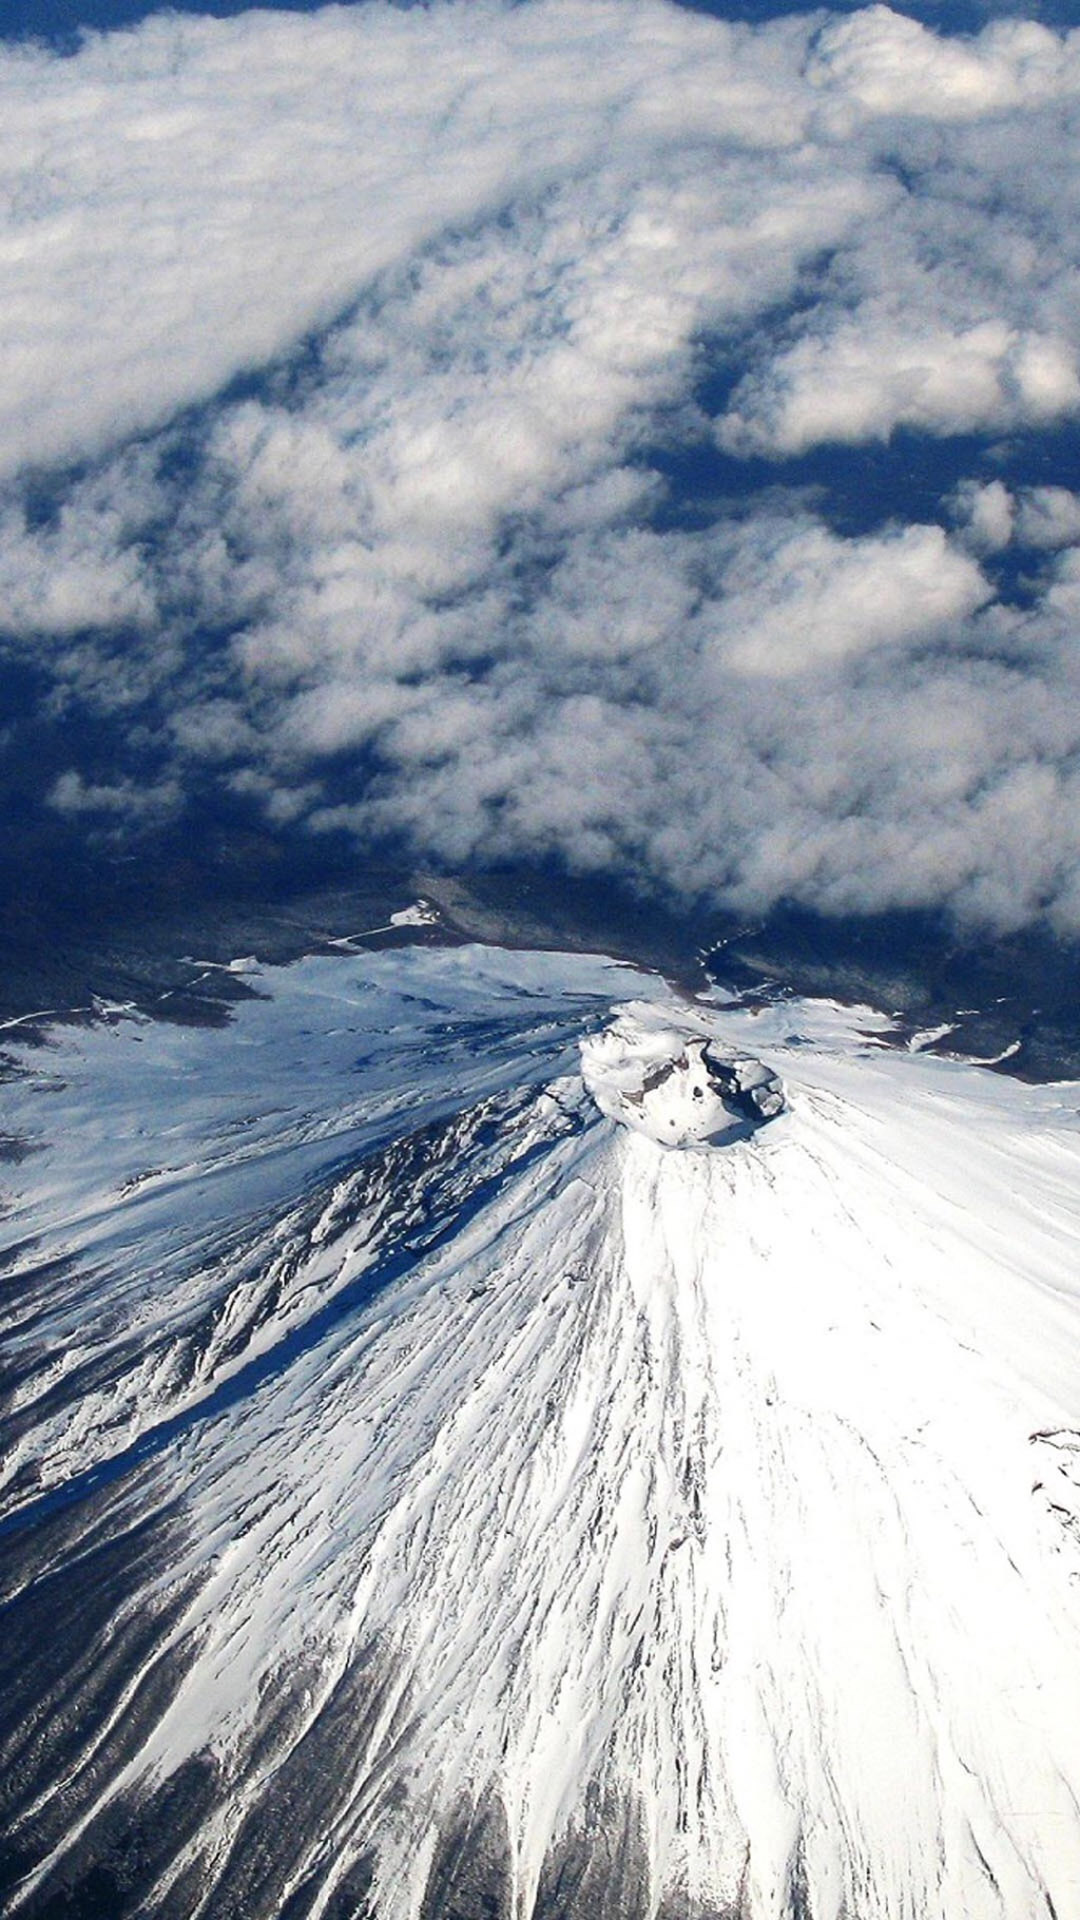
[581,1007,785,1148]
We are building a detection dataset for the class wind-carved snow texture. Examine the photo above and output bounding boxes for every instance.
[4,945,1080,1920]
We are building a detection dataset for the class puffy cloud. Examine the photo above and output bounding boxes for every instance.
[697,521,992,676]
[0,481,154,635]
[0,0,834,482]
[951,478,1015,552]
[1014,486,1080,551]
[951,480,1080,558]
[48,768,180,821]
[3,0,1080,935]
[718,320,1080,456]
[806,8,1080,122]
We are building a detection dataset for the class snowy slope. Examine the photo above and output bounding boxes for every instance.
[3,945,1080,1920]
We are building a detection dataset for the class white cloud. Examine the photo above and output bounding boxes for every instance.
[0,0,837,482]
[0,488,154,635]
[1015,486,1080,551]
[700,521,991,676]
[807,8,1080,123]
[718,319,1080,456]
[48,767,180,820]
[951,478,1015,553]
[3,1,1080,935]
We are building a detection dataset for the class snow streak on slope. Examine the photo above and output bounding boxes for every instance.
[4,946,1080,1920]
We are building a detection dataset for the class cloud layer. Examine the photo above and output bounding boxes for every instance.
[4,0,1080,932]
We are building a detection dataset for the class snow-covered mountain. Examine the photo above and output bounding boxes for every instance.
[4,942,1080,1920]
